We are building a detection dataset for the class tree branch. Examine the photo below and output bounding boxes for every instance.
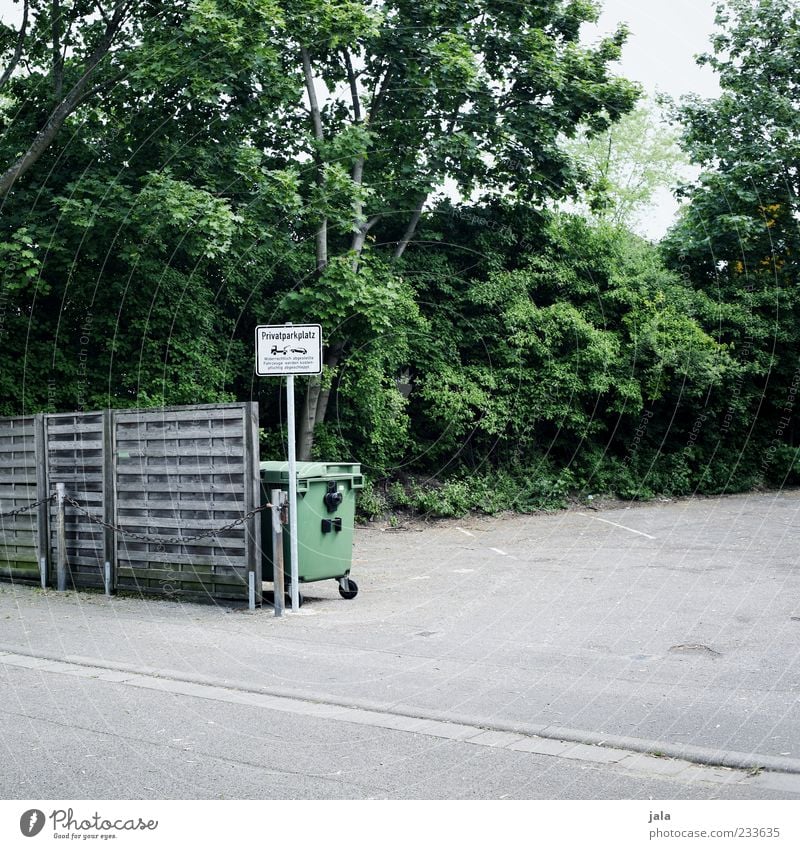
[367,65,392,127]
[343,49,364,193]
[350,214,380,269]
[314,342,345,426]
[74,68,125,107]
[93,0,112,25]
[300,46,324,142]
[343,47,373,260]
[0,0,29,90]
[393,195,427,261]
[390,101,466,261]
[342,48,362,124]
[300,46,328,271]
[52,0,64,99]
[0,0,131,199]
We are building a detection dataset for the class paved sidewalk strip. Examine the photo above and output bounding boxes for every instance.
[3,647,798,794]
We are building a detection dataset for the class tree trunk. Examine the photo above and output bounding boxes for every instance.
[0,85,87,198]
[300,46,328,272]
[393,196,426,260]
[297,45,332,461]
[350,214,380,269]
[296,343,344,461]
[297,375,323,462]
[313,343,343,430]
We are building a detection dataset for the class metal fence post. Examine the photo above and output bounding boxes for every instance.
[56,483,67,592]
[102,409,116,596]
[244,402,262,608]
[34,412,49,587]
[271,488,284,617]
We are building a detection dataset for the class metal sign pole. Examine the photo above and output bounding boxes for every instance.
[271,488,285,617]
[256,321,321,615]
[56,483,67,592]
[286,371,300,612]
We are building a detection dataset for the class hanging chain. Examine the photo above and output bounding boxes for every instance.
[0,494,55,519]
[64,495,274,544]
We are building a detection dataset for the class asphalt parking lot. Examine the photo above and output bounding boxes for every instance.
[1,491,799,798]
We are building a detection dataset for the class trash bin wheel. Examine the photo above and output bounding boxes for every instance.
[338,577,358,600]
[284,591,304,608]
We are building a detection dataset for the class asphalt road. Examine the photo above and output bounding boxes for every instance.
[0,659,795,800]
[1,491,799,799]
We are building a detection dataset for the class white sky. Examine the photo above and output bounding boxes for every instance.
[586,0,721,101]
[583,0,721,238]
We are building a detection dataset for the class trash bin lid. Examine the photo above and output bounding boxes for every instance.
[260,461,362,483]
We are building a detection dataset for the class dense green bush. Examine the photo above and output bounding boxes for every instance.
[2,0,797,521]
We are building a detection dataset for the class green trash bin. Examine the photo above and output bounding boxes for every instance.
[261,461,363,602]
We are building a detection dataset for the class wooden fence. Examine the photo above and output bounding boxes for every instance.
[48,411,107,590]
[0,415,44,584]
[0,403,262,604]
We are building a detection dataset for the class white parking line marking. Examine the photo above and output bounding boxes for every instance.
[455,527,474,537]
[490,548,508,555]
[578,513,656,540]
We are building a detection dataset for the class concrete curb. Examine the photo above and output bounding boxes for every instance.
[2,642,799,776]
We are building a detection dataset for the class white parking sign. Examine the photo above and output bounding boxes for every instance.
[255,324,322,376]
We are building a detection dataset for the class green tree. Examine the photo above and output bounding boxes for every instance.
[663,0,800,488]
[392,204,730,500]
[279,0,640,459]
[0,1,138,199]
[0,0,294,413]
[563,101,687,232]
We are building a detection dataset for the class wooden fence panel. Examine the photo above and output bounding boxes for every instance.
[46,412,107,589]
[113,403,261,602]
[0,416,40,582]
[0,403,262,604]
